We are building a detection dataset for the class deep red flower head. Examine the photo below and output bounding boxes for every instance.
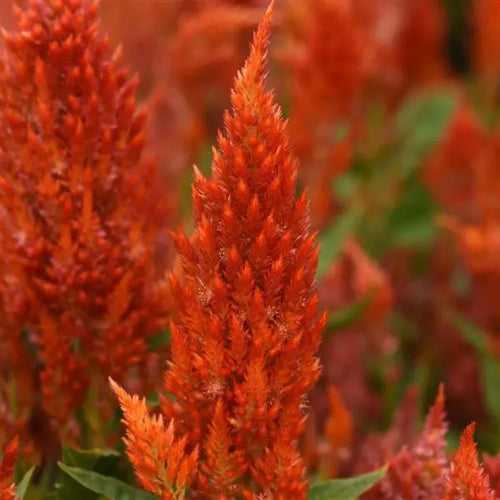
[362,385,449,500]
[444,423,496,500]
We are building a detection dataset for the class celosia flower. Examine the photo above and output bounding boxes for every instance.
[0,437,17,500]
[100,0,178,95]
[110,380,198,500]
[353,386,420,477]
[0,9,13,32]
[391,0,448,100]
[484,454,500,496]
[167,2,324,494]
[315,239,395,428]
[0,0,165,436]
[425,106,487,220]
[362,386,449,499]
[169,4,261,113]
[321,240,393,324]
[115,3,325,497]
[444,423,496,500]
[282,0,368,123]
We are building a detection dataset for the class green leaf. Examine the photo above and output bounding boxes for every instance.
[386,184,437,249]
[16,467,35,499]
[451,313,488,354]
[58,463,156,500]
[57,448,123,500]
[148,329,171,351]
[395,91,456,176]
[62,448,121,469]
[309,467,387,500]
[318,209,361,278]
[327,295,372,333]
[452,313,500,433]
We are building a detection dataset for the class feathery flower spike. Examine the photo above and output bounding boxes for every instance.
[363,385,449,499]
[0,437,17,500]
[484,454,500,496]
[444,423,496,500]
[110,380,198,500]
[161,1,325,496]
[0,0,166,434]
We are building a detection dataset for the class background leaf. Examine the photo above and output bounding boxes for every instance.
[318,209,361,278]
[16,467,35,499]
[452,313,500,445]
[308,467,387,500]
[55,448,123,500]
[58,463,155,500]
[326,295,372,333]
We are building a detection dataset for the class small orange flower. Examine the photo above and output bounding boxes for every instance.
[444,423,496,500]
[111,380,198,500]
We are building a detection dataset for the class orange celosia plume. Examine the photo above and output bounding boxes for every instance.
[110,380,198,500]
[444,423,496,500]
[115,2,325,498]
[0,0,166,436]
[166,3,324,496]
[0,437,17,500]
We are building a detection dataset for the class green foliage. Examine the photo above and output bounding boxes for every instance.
[385,184,437,249]
[58,464,155,500]
[16,467,35,499]
[326,295,372,333]
[148,329,171,351]
[318,208,361,278]
[394,91,457,177]
[333,91,456,258]
[55,448,123,500]
[309,467,387,500]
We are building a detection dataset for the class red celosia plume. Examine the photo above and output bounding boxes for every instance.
[362,385,449,499]
[484,454,500,496]
[0,437,17,500]
[0,0,166,437]
[444,423,496,500]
